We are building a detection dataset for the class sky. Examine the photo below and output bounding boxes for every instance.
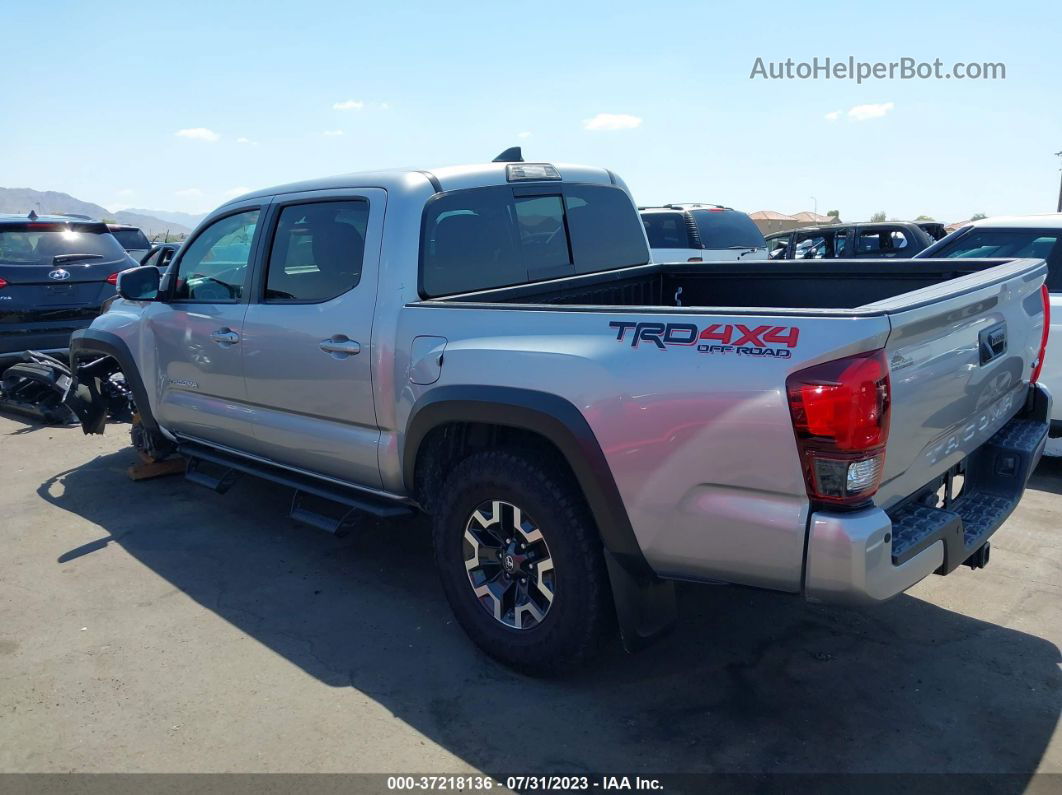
[3,0,1060,224]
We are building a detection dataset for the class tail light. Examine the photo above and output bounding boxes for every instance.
[1031,284,1050,384]
[786,349,891,506]
[107,272,120,286]
[0,277,7,289]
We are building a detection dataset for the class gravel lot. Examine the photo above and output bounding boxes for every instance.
[0,412,1059,777]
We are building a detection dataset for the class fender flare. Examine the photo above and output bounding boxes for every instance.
[404,385,676,649]
[68,328,159,435]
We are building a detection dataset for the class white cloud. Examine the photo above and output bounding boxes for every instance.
[582,113,642,131]
[323,129,344,137]
[824,110,841,122]
[175,127,220,142]
[517,131,532,139]
[116,188,135,197]
[175,188,203,198]
[235,136,258,145]
[379,101,392,110]
[332,99,364,111]
[224,186,251,198]
[847,102,895,122]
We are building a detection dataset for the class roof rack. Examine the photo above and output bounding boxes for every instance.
[665,202,732,210]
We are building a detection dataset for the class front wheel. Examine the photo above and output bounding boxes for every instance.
[432,450,614,675]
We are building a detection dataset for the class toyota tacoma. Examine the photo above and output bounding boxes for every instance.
[57,151,1052,673]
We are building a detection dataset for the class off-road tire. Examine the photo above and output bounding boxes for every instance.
[432,449,614,675]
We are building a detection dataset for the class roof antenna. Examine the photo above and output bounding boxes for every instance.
[492,146,524,163]
[27,210,38,220]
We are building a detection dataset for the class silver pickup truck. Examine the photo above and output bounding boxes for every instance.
[61,153,1051,674]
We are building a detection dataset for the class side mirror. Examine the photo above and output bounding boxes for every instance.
[117,265,161,301]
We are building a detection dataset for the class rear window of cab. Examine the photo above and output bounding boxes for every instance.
[420,184,649,297]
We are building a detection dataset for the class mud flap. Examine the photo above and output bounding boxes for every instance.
[62,371,110,434]
[604,548,677,652]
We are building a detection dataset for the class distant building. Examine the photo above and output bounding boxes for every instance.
[749,210,838,235]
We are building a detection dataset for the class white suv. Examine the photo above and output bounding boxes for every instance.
[640,204,768,263]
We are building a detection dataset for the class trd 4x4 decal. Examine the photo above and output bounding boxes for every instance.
[608,321,799,358]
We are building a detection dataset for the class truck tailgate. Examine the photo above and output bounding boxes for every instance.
[870,257,1048,507]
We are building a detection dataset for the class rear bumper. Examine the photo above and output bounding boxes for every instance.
[804,384,1051,604]
[0,316,98,366]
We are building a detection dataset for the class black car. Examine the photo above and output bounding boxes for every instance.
[106,223,152,263]
[0,214,135,369]
[765,221,933,260]
[916,221,948,241]
[139,241,180,271]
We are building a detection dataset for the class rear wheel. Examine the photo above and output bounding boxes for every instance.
[432,450,613,675]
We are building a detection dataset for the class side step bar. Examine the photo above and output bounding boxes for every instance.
[178,442,415,533]
[185,456,240,493]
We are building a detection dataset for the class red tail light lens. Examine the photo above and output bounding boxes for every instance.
[1031,284,1050,384]
[787,349,891,505]
[107,272,120,286]
[0,277,7,289]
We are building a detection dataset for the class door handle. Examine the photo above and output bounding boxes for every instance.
[320,335,361,357]
[210,328,240,345]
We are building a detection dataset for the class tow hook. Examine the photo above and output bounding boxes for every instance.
[963,542,991,570]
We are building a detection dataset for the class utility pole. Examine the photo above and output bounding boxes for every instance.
[810,196,818,215]
[1056,151,1062,213]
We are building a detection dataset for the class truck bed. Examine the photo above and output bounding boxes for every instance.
[423,258,1033,314]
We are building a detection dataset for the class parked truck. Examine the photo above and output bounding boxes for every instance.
[58,152,1051,673]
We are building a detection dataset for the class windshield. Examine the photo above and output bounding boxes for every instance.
[0,224,129,265]
[930,227,1062,290]
[110,228,151,251]
[691,210,766,250]
[930,228,1060,260]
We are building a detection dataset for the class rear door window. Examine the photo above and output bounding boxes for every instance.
[794,231,827,259]
[767,236,790,259]
[642,212,692,249]
[264,200,369,302]
[421,184,649,296]
[856,229,890,255]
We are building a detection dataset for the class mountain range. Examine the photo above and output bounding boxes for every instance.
[0,188,205,238]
